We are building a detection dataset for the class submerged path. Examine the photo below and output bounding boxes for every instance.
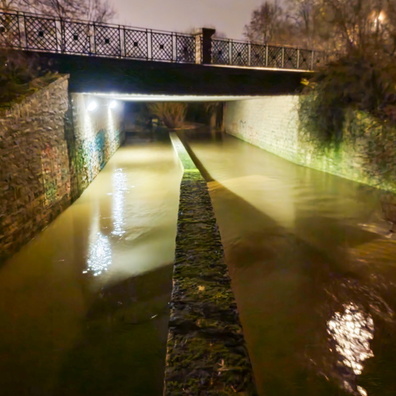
[181,128,396,396]
[0,137,182,396]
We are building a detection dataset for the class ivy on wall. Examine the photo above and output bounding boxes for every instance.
[298,52,396,193]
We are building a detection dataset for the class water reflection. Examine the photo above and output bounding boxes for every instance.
[327,303,374,395]
[83,232,112,277]
[181,129,396,395]
[111,168,128,237]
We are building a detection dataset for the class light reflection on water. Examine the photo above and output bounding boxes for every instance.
[83,232,112,277]
[111,168,128,237]
[181,129,396,395]
[327,303,374,395]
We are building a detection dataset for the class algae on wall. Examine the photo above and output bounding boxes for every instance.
[297,106,396,195]
[224,97,396,196]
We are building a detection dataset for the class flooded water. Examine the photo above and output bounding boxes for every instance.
[0,137,182,396]
[181,128,396,396]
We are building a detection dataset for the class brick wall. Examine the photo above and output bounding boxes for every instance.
[0,78,124,261]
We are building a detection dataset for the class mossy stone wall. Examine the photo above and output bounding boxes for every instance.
[0,79,124,261]
[224,97,396,196]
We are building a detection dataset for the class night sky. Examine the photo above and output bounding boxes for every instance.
[109,0,267,39]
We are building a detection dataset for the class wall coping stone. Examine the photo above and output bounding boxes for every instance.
[0,74,70,118]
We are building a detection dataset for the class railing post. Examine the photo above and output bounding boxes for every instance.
[92,23,96,55]
[297,48,300,69]
[16,11,22,48]
[311,50,314,70]
[265,45,268,67]
[200,27,215,64]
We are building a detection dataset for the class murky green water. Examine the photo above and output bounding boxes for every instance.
[181,128,396,396]
[0,137,182,396]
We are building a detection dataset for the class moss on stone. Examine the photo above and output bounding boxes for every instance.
[164,136,256,395]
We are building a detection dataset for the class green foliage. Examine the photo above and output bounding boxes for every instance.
[363,117,396,186]
[0,50,57,109]
[148,102,187,129]
[299,52,396,149]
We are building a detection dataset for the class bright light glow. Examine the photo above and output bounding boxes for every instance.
[84,92,273,102]
[87,101,98,112]
[378,11,386,22]
[109,100,118,109]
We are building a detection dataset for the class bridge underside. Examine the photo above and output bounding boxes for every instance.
[25,52,309,96]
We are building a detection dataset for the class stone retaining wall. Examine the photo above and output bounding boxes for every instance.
[225,97,396,197]
[0,78,124,261]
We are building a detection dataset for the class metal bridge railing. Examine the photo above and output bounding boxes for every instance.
[0,9,326,70]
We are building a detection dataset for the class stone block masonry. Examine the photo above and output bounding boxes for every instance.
[224,96,300,163]
[164,134,256,395]
[0,76,124,261]
[224,96,396,196]
[68,93,125,195]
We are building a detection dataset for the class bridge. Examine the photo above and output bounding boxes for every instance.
[0,9,325,95]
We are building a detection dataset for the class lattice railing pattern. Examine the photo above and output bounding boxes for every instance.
[94,24,121,56]
[61,21,91,54]
[298,49,312,70]
[312,51,326,68]
[267,46,283,68]
[0,12,20,47]
[0,10,324,70]
[124,28,148,59]
[284,48,298,69]
[232,41,249,66]
[25,15,57,51]
[176,34,195,63]
[151,32,173,61]
[250,44,266,67]
[212,39,230,65]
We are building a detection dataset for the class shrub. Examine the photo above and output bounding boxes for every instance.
[148,102,187,129]
[0,50,56,108]
[299,51,396,149]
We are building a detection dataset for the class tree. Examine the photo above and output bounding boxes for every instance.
[148,102,187,129]
[9,0,115,22]
[1,0,17,10]
[244,0,396,53]
[309,0,396,54]
[243,1,291,45]
[286,0,322,48]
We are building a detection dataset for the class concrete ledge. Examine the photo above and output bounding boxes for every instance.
[164,134,256,395]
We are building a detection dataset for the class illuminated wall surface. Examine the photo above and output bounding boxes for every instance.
[70,93,124,192]
[0,77,123,260]
[225,97,396,198]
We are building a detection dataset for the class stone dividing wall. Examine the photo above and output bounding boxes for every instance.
[0,77,124,261]
[164,134,255,394]
[224,96,396,195]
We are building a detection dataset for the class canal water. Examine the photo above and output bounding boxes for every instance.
[2,127,396,396]
[0,136,182,396]
[181,128,396,396]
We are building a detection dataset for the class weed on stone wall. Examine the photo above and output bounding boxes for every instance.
[298,52,396,191]
[0,50,58,110]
